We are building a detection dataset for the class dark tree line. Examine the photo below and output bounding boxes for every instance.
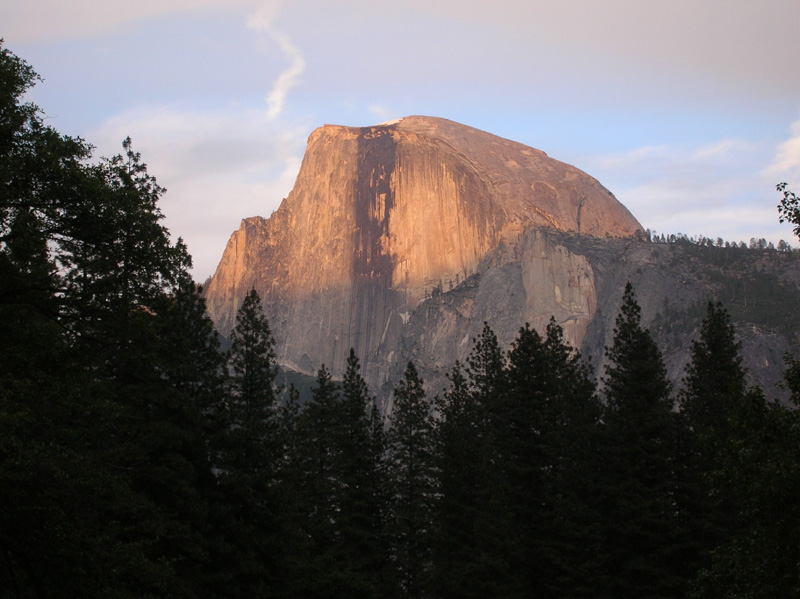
[3,43,800,598]
[644,229,795,252]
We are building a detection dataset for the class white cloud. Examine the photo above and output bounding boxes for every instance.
[89,103,308,280]
[247,1,305,120]
[594,145,672,172]
[245,0,283,31]
[764,117,800,187]
[584,137,786,245]
[264,32,305,119]
[690,139,756,162]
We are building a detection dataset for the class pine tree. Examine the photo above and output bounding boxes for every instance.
[465,322,507,413]
[386,362,437,598]
[335,349,389,598]
[432,362,491,598]
[215,287,282,597]
[537,319,603,598]
[63,140,210,596]
[1,43,221,597]
[681,301,745,447]
[677,301,750,582]
[227,288,279,434]
[273,383,308,598]
[598,282,684,599]
[502,323,554,597]
[689,182,800,596]
[431,323,516,598]
[367,383,392,593]
[786,355,800,406]
[297,363,343,597]
[691,387,800,598]
[687,305,800,597]
[275,353,390,598]
[499,320,602,597]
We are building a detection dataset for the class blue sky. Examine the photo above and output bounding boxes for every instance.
[3,0,800,279]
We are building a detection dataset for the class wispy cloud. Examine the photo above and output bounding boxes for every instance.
[247,1,305,120]
[763,117,800,187]
[690,139,756,162]
[583,137,787,244]
[264,32,305,119]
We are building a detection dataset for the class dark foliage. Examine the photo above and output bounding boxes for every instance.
[778,182,800,241]
[386,362,437,598]
[597,283,688,599]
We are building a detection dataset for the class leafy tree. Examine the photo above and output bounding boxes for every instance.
[777,182,800,240]
[0,282,115,597]
[0,45,79,595]
[386,362,437,598]
[0,41,92,315]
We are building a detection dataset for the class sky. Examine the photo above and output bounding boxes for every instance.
[3,0,800,280]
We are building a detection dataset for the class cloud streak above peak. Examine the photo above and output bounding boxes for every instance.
[263,31,306,120]
[247,1,305,120]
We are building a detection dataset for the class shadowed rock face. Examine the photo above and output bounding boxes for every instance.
[204,116,644,390]
[402,228,800,408]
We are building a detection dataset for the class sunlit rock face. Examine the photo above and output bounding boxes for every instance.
[204,116,643,390]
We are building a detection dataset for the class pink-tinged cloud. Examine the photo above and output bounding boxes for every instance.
[765,118,800,187]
